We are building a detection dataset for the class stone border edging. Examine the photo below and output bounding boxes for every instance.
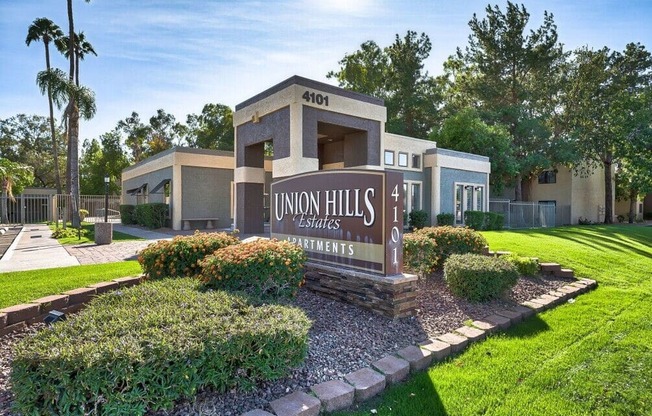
[242,277,598,416]
[0,275,143,336]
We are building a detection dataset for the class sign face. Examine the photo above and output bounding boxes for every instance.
[271,169,403,276]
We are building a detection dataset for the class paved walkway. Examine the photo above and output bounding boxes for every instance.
[0,224,175,273]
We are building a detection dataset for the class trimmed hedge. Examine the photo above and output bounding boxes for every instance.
[444,253,519,302]
[403,232,438,277]
[10,279,311,415]
[201,238,307,301]
[414,226,487,268]
[503,253,539,277]
[436,212,455,226]
[408,210,429,230]
[463,210,504,230]
[138,231,240,279]
[133,203,168,229]
[119,204,136,224]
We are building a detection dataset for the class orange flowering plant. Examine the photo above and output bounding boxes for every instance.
[200,238,307,301]
[403,232,439,277]
[138,231,240,279]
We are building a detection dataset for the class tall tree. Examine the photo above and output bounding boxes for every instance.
[55,31,97,87]
[566,43,652,223]
[118,112,150,162]
[0,159,34,224]
[65,0,92,228]
[80,130,129,195]
[25,17,64,193]
[443,2,568,200]
[0,115,66,188]
[184,104,234,150]
[328,31,442,138]
[147,109,177,156]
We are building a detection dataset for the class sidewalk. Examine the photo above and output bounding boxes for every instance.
[0,224,79,272]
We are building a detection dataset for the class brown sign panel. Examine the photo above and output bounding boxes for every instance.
[271,169,403,276]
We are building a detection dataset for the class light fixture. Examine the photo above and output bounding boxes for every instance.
[44,310,66,325]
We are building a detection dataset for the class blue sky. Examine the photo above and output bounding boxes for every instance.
[1,0,651,142]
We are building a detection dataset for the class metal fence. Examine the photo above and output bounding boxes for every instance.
[489,199,571,229]
[0,194,121,225]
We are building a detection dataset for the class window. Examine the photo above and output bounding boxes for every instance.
[475,186,484,211]
[455,183,485,225]
[412,154,421,169]
[398,152,408,167]
[538,170,556,184]
[384,150,394,165]
[411,183,421,211]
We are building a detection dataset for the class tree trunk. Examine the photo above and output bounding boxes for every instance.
[603,153,614,224]
[628,188,637,223]
[514,173,523,201]
[44,44,62,194]
[521,177,532,202]
[69,102,81,228]
[1,184,8,224]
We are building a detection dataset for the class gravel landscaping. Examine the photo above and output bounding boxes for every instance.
[0,272,573,416]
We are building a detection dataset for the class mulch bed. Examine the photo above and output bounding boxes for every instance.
[0,271,575,415]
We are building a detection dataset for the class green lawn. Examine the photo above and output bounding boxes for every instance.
[336,225,652,416]
[0,261,142,308]
[49,222,144,245]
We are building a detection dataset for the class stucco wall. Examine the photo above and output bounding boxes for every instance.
[122,167,172,206]
[570,165,612,223]
[181,166,233,229]
[439,168,488,215]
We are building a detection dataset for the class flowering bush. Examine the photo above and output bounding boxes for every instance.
[403,232,439,277]
[404,226,487,273]
[201,238,307,301]
[444,253,519,301]
[139,231,240,279]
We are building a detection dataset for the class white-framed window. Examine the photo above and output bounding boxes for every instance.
[412,154,421,169]
[384,150,395,165]
[404,180,423,227]
[398,152,408,167]
[454,182,485,225]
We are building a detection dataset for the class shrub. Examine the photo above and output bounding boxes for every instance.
[51,226,88,239]
[617,214,625,223]
[436,212,455,226]
[10,279,311,415]
[463,211,504,230]
[413,226,487,268]
[444,253,519,302]
[139,231,240,279]
[503,253,539,276]
[464,210,485,230]
[133,203,168,229]
[408,210,429,230]
[78,209,89,221]
[201,238,307,301]
[403,232,438,277]
[119,204,136,224]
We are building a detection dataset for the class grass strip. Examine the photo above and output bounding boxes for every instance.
[0,261,142,308]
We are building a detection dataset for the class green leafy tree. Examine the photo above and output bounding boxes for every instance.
[26,17,64,193]
[0,115,66,188]
[184,103,234,150]
[0,159,34,224]
[565,43,652,223]
[147,109,177,156]
[431,108,518,193]
[328,31,442,138]
[118,112,151,162]
[79,130,129,195]
[443,2,568,200]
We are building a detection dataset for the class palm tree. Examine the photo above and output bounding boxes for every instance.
[55,31,97,87]
[65,0,92,228]
[25,17,64,194]
[0,159,34,224]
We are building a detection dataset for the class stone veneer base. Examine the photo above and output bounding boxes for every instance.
[304,262,418,318]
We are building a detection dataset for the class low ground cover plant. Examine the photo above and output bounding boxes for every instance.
[10,278,311,415]
[201,238,307,301]
[404,226,487,275]
[139,231,239,278]
[444,253,519,301]
[503,252,539,276]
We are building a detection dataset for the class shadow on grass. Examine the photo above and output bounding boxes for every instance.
[501,313,550,339]
[335,372,448,416]
[501,225,652,260]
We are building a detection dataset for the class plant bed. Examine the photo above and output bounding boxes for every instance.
[8,279,310,415]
